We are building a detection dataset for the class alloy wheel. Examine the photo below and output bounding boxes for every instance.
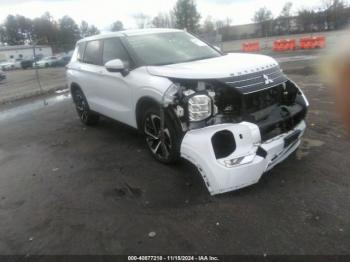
[75,92,88,123]
[144,114,172,161]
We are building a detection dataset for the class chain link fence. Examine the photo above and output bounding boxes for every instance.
[0,42,72,104]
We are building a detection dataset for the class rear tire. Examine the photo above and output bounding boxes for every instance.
[72,88,99,126]
[141,106,181,164]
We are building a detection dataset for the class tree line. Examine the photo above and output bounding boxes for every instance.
[0,12,100,52]
[248,0,350,40]
[135,0,350,41]
[0,0,349,51]
[0,0,201,52]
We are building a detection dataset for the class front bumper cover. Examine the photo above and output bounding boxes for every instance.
[180,120,306,195]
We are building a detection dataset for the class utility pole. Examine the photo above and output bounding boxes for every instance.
[33,41,47,105]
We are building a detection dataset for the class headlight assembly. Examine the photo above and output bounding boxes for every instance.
[188,95,212,121]
[163,83,180,106]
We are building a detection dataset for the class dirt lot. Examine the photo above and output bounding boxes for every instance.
[0,53,349,255]
[0,68,66,104]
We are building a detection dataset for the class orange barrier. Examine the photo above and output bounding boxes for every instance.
[242,42,260,52]
[273,39,296,51]
[300,36,326,49]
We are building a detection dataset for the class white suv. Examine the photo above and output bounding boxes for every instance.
[67,28,308,195]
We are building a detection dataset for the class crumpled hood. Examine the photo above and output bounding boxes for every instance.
[147,53,279,79]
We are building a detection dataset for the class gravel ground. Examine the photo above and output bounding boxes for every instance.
[0,55,349,255]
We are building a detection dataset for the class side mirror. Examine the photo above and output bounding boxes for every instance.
[105,59,129,76]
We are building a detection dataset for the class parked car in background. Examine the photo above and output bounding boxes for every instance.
[34,54,44,61]
[67,29,309,195]
[0,69,6,81]
[0,60,15,70]
[33,56,58,68]
[13,59,23,69]
[54,55,71,67]
[0,59,23,70]
[21,59,34,69]
[22,55,47,69]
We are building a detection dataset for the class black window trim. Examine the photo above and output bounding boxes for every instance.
[119,36,142,69]
[79,36,139,70]
[77,41,87,63]
[82,40,103,66]
[101,36,136,69]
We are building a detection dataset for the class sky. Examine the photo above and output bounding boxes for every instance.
[0,0,324,30]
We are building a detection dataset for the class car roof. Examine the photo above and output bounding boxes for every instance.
[77,28,183,44]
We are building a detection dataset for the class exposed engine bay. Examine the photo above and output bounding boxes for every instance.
[157,63,310,195]
[165,66,308,142]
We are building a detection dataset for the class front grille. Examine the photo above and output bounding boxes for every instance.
[241,81,304,141]
[215,76,306,141]
[243,84,285,114]
[258,106,306,141]
[222,67,288,94]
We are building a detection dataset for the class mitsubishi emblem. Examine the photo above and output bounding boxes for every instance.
[263,74,273,85]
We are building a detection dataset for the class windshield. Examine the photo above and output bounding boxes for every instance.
[126,31,221,66]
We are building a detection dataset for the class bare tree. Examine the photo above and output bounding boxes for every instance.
[297,8,316,32]
[280,2,293,33]
[253,7,273,23]
[215,17,232,41]
[252,7,273,37]
[80,20,89,38]
[152,12,175,28]
[111,20,124,32]
[173,0,201,33]
[133,13,151,29]
[202,16,215,33]
[80,20,100,38]
[322,0,348,30]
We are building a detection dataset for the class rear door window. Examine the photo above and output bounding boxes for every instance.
[83,40,102,65]
[102,38,131,65]
[76,42,86,62]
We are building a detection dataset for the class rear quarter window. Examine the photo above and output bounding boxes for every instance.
[76,42,86,62]
[83,40,103,65]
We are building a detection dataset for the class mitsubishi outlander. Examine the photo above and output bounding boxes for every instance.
[66,28,308,195]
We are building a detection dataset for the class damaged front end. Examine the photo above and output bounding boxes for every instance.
[161,65,308,195]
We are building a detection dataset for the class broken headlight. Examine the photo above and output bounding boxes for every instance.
[188,94,212,121]
[163,83,180,106]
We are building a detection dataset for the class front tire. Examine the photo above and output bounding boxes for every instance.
[72,88,99,126]
[141,106,181,164]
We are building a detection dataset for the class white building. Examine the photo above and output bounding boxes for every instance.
[0,45,53,61]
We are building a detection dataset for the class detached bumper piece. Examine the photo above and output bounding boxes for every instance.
[180,121,306,195]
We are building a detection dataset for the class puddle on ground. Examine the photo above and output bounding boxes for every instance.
[296,138,325,160]
[0,91,71,122]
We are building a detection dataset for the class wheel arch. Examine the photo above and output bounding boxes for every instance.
[135,96,184,137]
[135,96,160,130]
[70,82,83,103]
